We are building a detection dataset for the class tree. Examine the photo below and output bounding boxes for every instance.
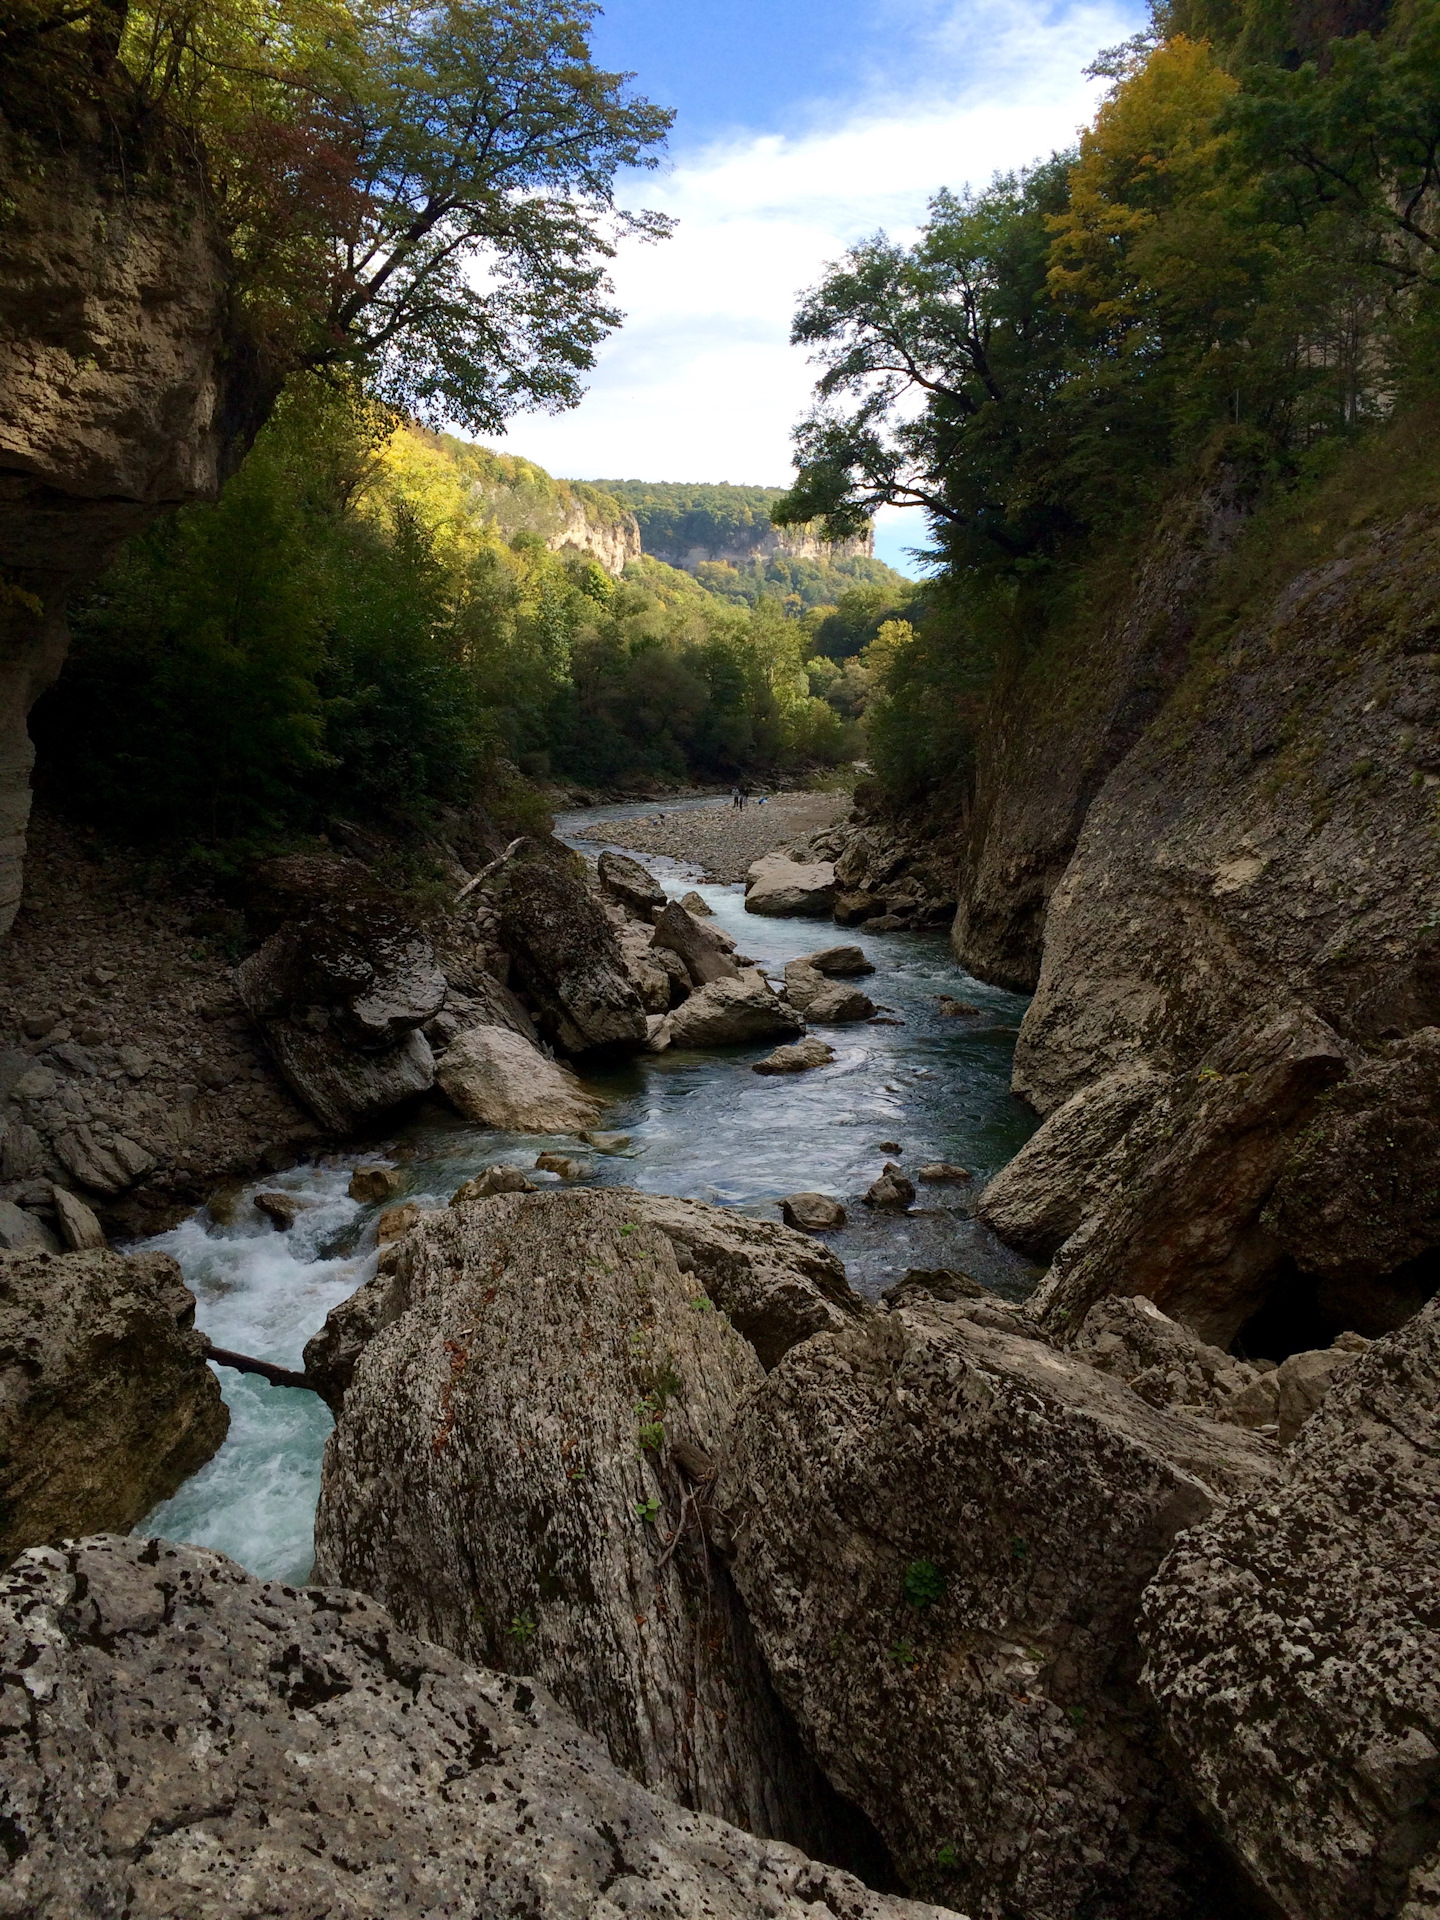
[9,0,673,434]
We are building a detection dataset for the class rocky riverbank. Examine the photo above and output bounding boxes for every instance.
[573,789,852,881]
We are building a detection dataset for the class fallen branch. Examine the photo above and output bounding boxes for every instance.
[206,1344,314,1392]
[454,837,526,905]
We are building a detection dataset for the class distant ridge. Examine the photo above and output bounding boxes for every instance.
[589,479,874,572]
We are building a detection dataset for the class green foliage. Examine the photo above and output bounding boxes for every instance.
[902,1558,948,1609]
[777,4,1440,813]
[37,381,859,859]
[597,479,806,556]
[8,1,673,431]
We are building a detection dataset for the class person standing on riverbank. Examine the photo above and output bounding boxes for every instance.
[731,786,742,809]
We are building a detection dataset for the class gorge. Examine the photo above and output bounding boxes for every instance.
[2,2,1439,1918]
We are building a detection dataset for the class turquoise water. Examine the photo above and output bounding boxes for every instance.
[143,808,1036,1582]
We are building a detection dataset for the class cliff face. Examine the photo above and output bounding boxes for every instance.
[547,498,641,575]
[655,524,875,573]
[1013,500,1440,1115]
[951,485,1248,991]
[964,428,1440,1355]
[0,108,272,935]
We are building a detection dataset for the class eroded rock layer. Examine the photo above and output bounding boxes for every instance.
[0,1534,955,1920]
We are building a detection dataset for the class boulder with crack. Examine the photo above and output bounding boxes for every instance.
[0,1534,959,1920]
[1030,1006,1353,1348]
[488,840,648,1052]
[236,906,446,1133]
[434,1024,602,1132]
[653,900,740,986]
[1140,1299,1440,1920]
[313,1189,878,1868]
[715,1298,1280,1920]
[977,1063,1172,1260]
[0,1249,228,1564]
[656,970,805,1050]
[745,854,838,918]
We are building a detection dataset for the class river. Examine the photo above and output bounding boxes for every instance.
[142,799,1037,1583]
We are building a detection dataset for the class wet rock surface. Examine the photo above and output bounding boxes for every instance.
[313,1189,873,1863]
[1140,1299,1440,1920]
[0,1248,228,1564]
[0,1534,957,1920]
[716,1299,1279,1920]
[755,1036,836,1075]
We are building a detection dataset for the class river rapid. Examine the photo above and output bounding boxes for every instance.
[143,798,1037,1583]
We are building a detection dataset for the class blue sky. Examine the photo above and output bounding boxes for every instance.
[496,0,1148,574]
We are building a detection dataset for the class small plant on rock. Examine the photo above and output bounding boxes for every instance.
[635,1495,661,1524]
[903,1558,946,1609]
[508,1613,536,1645]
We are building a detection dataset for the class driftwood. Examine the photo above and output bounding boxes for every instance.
[205,1344,313,1393]
[453,837,526,905]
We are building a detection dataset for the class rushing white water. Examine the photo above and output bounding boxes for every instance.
[142,803,1036,1581]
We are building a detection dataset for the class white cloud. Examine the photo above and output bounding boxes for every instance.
[495,0,1140,513]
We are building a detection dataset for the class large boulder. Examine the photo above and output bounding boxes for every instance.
[977,1063,1172,1260]
[652,899,740,986]
[715,1297,1279,1919]
[313,1190,872,1865]
[488,840,648,1052]
[657,970,804,1050]
[1262,1026,1440,1335]
[597,848,667,916]
[0,1534,956,1920]
[1140,1299,1440,1920]
[623,1191,869,1369]
[304,1188,869,1412]
[744,855,838,918]
[0,1248,228,1564]
[1030,1007,1352,1348]
[434,1023,602,1132]
[236,907,445,1133]
[614,919,677,1013]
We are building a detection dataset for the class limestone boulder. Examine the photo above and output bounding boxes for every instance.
[744,855,838,918]
[1030,1006,1352,1347]
[796,944,875,977]
[434,1023,602,1132]
[597,848,666,916]
[52,1125,154,1198]
[0,1200,55,1252]
[303,1186,868,1409]
[807,982,876,1024]
[614,920,676,1013]
[51,1187,105,1251]
[1263,1026,1440,1334]
[0,1249,228,1564]
[717,1299,1280,1919]
[652,899,739,986]
[977,1063,1172,1259]
[658,970,804,1050]
[1140,1299,1440,1920]
[236,907,445,1133]
[780,1193,846,1231]
[783,959,829,1012]
[626,1191,868,1366]
[313,1190,871,1865]
[488,840,648,1052]
[755,1036,836,1075]
[0,1535,958,1920]
[863,1164,915,1212]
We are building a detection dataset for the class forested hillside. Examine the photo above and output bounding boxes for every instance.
[775,0,1440,814]
[37,397,879,849]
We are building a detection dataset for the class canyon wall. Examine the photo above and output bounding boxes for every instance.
[0,105,272,936]
[654,524,875,573]
[547,497,642,575]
